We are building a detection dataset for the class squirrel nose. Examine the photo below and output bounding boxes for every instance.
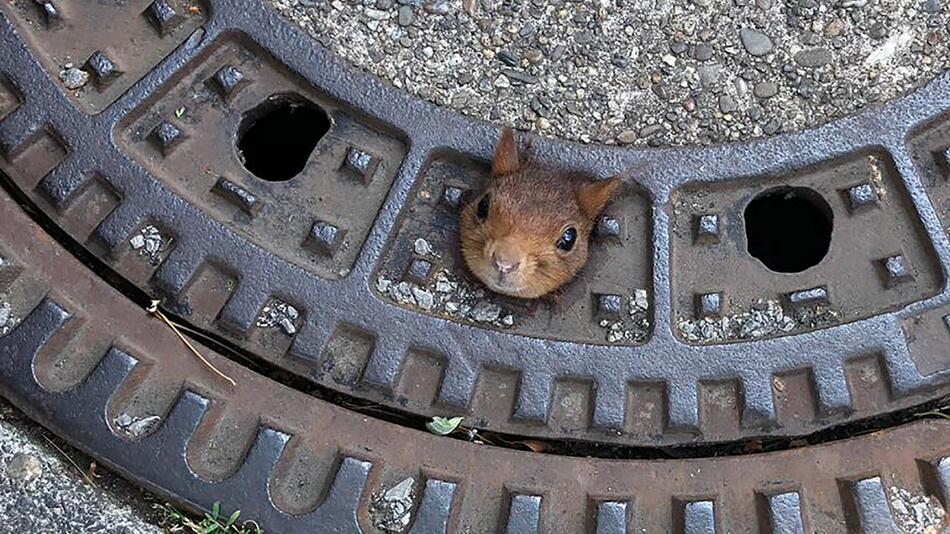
[492,254,521,275]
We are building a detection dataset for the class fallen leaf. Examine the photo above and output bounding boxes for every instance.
[426,416,463,435]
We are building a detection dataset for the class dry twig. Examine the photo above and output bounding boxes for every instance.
[147,300,236,386]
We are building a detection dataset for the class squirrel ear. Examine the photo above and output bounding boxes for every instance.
[492,128,520,176]
[576,176,622,219]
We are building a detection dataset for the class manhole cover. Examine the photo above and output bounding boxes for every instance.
[2,0,950,532]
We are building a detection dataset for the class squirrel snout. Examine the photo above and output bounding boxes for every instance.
[492,253,521,275]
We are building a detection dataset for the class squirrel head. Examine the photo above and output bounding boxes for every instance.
[460,128,622,299]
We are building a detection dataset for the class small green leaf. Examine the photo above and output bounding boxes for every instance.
[426,416,463,435]
[226,510,241,528]
[201,523,219,534]
[211,502,221,520]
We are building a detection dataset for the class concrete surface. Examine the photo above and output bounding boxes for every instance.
[270,0,949,146]
[0,397,162,533]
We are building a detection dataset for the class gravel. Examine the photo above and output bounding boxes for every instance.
[677,298,839,344]
[256,299,301,335]
[113,413,163,439]
[0,301,19,337]
[129,225,169,266]
[376,237,517,329]
[369,477,416,533]
[269,0,949,147]
[888,485,947,534]
[598,289,651,344]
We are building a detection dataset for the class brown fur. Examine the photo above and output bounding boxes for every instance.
[460,128,622,299]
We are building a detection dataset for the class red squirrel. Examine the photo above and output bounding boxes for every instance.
[460,128,622,299]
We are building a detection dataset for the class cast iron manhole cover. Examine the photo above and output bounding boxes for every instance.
[2,0,950,532]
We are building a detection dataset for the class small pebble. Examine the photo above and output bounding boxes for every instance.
[639,124,663,138]
[59,68,89,90]
[525,49,543,63]
[496,50,518,66]
[718,94,738,113]
[397,5,414,26]
[423,0,451,14]
[6,453,42,484]
[617,130,637,144]
[574,30,594,44]
[694,44,714,61]
[753,81,778,98]
[739,28,774,56]
[794,48,832,68]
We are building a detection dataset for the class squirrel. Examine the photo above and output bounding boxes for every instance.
[460,128,622,299]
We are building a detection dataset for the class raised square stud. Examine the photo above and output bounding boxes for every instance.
[150,121,184,155]
[212,177,260,216]
[694,213,720,244]
[143,0,182,35]
[35,1,63,29]
[595,215,622,241]
[305,220,345,257]
[340,146,380,185]
[404,258,434,285]
[785,286,829,306]
[441,185,465,208]
[84,50,121,89]
[878,254,914,288]
[594,293,624,319]
[210,65,247,100]
[844,183,879,213]
[694,292,723,318]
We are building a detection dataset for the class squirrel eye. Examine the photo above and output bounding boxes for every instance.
[556,227,577,252]
[476,194,490,221]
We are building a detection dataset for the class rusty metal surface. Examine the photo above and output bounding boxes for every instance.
[2,0,208,114]
[2,0,950,453]
[0,186,949,533]
[671,150,943,343]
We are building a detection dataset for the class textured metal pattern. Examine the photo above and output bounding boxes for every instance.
[3,5,950,532]
[672,151,942,338]
[0,186,948,531]
[2,0,208,114]
[764,492,807,534]
[2,0,950,451]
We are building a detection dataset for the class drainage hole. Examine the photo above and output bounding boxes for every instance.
[237,95,330,182]
[744,187,833,273]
